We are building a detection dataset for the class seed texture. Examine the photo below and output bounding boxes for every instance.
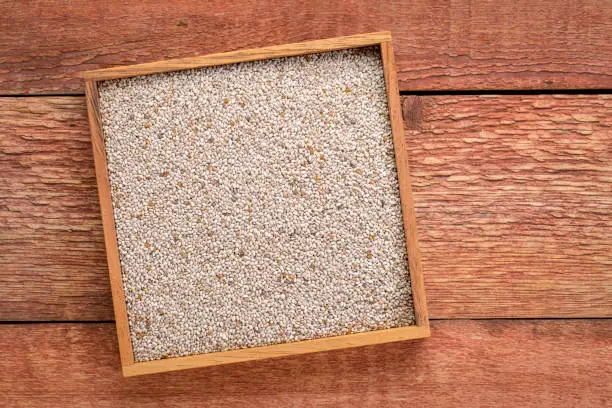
[98,46,415,362]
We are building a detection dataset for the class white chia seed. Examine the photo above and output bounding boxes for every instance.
[98,46,415,362]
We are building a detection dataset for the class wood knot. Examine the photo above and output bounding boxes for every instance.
[402,96,425,130]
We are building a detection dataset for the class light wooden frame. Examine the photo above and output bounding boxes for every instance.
[83,32,429,377]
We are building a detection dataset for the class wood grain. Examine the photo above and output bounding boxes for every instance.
[1,95,610,321]
[126,326,430,377]
[404,94,612,318]
[0,97,113,320]
[83,32,392,81]
[1,0,611,94]
[85,80,134,366]
[381,41,428,328]
[1,320,610,406]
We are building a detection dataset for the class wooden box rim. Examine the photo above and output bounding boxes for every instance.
[83,31,429,377]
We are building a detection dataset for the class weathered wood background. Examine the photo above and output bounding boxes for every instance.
[0,0,610,406]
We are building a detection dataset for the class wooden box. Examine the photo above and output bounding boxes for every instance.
[83,32,429,377]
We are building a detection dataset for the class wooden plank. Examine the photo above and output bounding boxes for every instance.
[1,320,610,406]
[403,94,612,318]
[83,32,392,81]
[381,41,428,328]
[1,95,610,321]
[126,326,430,377]
[0,97,114,321]
[1,0,611,94]
[84,80,134,365]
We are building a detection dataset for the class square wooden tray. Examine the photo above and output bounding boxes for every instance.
[83,31,429,377]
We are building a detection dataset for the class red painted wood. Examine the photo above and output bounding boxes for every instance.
[0,0,610,94]
[1,95,610,320]
[1,320,610,407]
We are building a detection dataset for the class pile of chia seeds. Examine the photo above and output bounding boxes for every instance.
[98,46,414,362]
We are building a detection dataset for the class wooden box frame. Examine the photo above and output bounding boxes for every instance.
[83,32,429,377]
